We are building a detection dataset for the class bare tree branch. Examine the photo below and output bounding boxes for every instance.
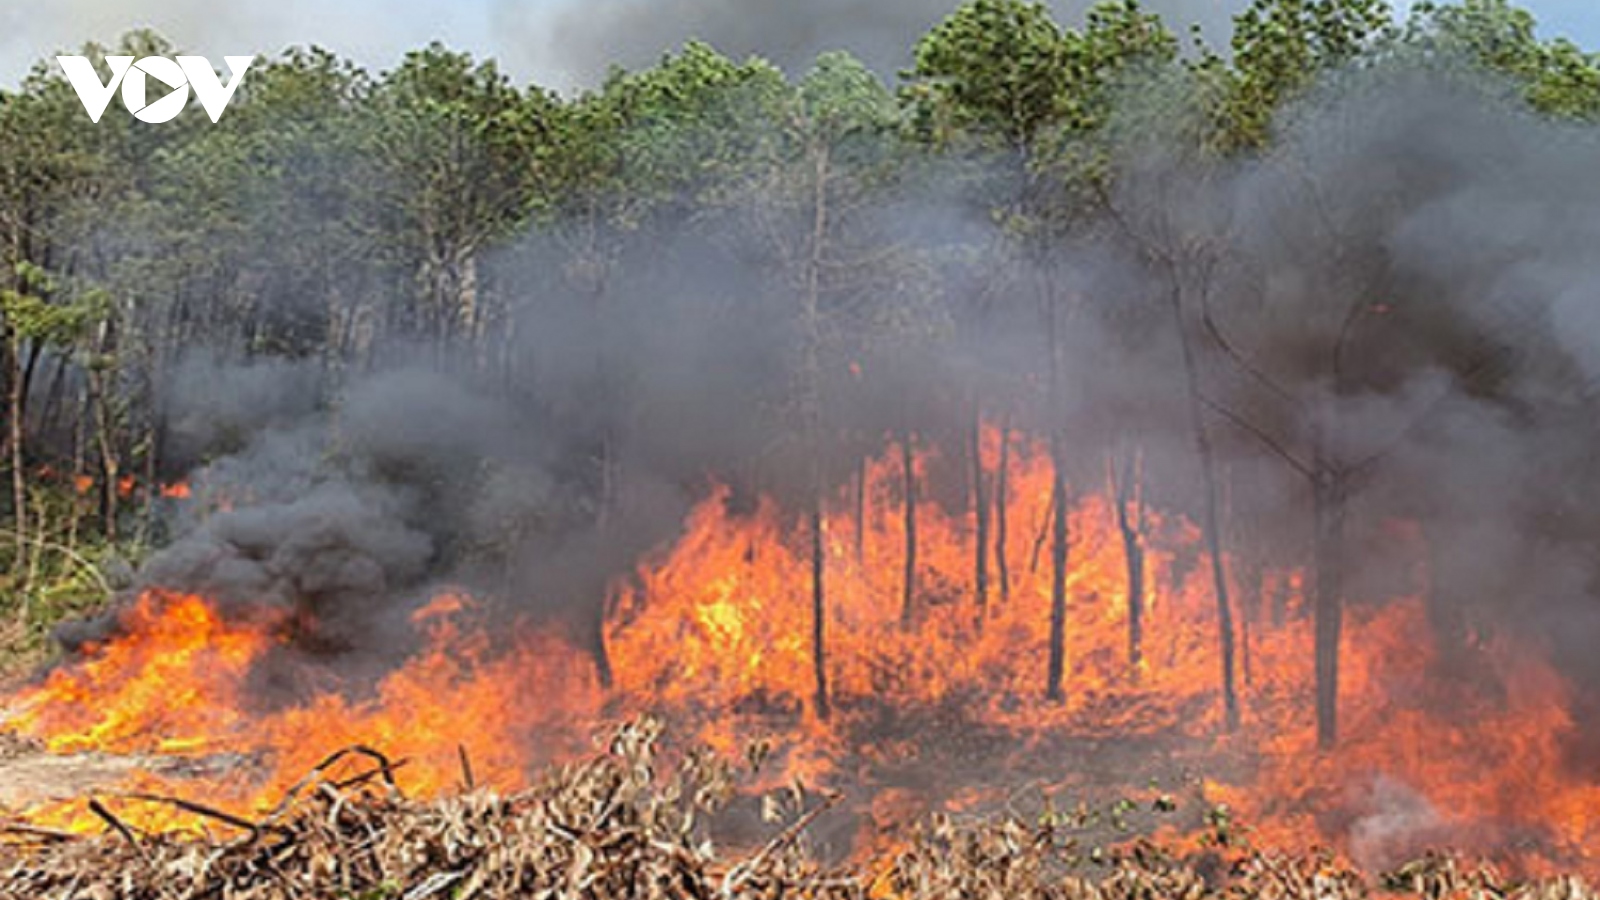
[1200,393,1314,478]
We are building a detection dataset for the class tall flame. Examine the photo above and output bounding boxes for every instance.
[3,426,1596,874]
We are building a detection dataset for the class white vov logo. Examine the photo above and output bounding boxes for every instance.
[57,56,253,124]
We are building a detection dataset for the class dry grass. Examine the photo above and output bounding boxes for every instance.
[1,719,1594,900]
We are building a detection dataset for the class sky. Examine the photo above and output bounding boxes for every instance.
[2,0,1600,92]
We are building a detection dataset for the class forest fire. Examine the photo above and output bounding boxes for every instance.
[2,429,1597,877]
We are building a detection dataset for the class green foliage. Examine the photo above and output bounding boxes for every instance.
[906,0,1075,151]
[0,263,109,349]
[1066,0,1181,132]
[0,479,128,670]
[906,0,1177,152]
[1222,0,1395,149]
[799,51,900,150]
[1408,0,1600,119]
[601,42,789,213]
[906,0,1181,239]
[368,43,557,248]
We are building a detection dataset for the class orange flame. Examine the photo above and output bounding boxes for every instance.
[4,426,1597,874]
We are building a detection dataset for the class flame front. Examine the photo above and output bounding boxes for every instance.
[4,427,1596,875]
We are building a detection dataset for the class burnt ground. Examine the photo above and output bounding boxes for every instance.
[699,694,1233,865]
[0,738,152,811]
[0,697,1227,860]
[0,694,146,813]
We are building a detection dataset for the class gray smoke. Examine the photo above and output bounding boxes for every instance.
[0,0,491,88]
[56,363,554,665]
[12,1,1600,94]
[1119,65,1600,707]
[1,0,1241,91]
[32,26,1600,785]
[491,0,1248,90]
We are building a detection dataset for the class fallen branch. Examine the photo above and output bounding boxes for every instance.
[457,744,474,791]
[0,821,80,842]
[87,796,145,861]
[118,791,291,842]
[265,744,404,822]
[719,790,841,900]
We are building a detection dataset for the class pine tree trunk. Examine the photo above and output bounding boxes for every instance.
[587,431,619,690]
[1170,284,1239,731]
[1425,526,1469,676]
[7,331,27,596]
[811,493,830,720]
[804,137,831,720]
[88,365,119,544]
[899,429,918,631]
[1313,469,1346,749]
[590,603,615,690]
[971,405,989,631]
[1046,430,1069,702]
[1045,287,1068,703]
[1241,557,1263,688]
[1114,449,1146,680]
[995,418,1011,606]
[854,454,866,568]
[1195,416,1239,730]
[65,382,87,558]
[1272,575,1288,628]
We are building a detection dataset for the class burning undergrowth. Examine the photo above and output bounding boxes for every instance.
[4,426,1600,879]
[8,53,1600,889]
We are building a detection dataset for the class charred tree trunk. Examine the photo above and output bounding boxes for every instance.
[804,137,831,720]
[587,416,620,690]
[1272,575,1288,628]
[970,406,989,631]
[1228,470,1261,691]
[589,603,615,690]
[810,492,830,720]
[1044,286,1069,704]
[1195,418,1239,731]
[899,429,918,631]
[995,417,1011,605]
[1313,466,1346,749]
[1046,430,1069,703]
[586,244,619,691]
[1170,284,1240,731]
[1241,562,1262,689]
[1425,526,1470,677]
[854,454,866,568]
[1113,449,1146,680]
[582,397,617,690]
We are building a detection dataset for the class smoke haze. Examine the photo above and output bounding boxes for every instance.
[3,1,1250,90]
[9,0,1600,93]
[14,0,1600,874]
[55,54,1598,729]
